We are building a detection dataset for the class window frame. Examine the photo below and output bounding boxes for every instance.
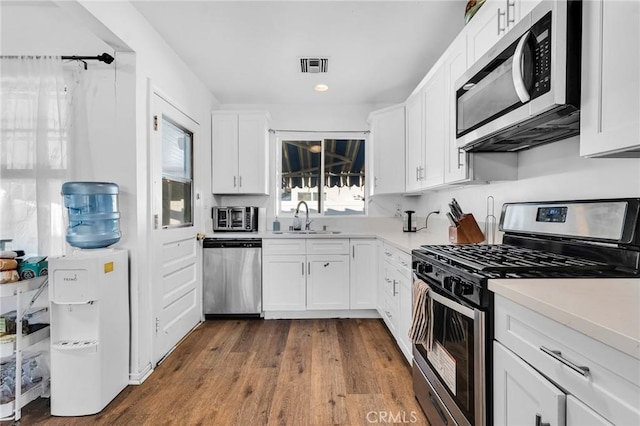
[275,132,368,218]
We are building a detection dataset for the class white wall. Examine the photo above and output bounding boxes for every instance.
[403,136,640,241]
[62,0,220,382]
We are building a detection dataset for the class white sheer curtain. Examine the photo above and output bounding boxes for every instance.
[0,56,82,257]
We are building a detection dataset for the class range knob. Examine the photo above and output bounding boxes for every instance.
[416,263,433,275]
[454,281,474,296]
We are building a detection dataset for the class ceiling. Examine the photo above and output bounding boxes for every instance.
[131,0,467,105]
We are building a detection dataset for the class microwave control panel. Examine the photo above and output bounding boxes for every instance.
[531,11,552,99]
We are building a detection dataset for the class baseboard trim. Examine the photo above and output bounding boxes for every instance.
[128,363,153,385]
[264,309,381,320]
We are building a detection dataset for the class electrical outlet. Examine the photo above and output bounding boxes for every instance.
[394,203,402,217]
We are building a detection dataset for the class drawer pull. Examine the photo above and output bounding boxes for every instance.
[540,346,590,377]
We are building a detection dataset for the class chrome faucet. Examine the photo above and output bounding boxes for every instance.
[294,200,311,230]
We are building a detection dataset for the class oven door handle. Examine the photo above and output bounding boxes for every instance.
[428,289,475,319]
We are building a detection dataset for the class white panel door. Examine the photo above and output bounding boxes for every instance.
[349,239,377,309]
[151,90,202,365]
[263,255,306,311]
[494,341,566,426]
[306,254,350,310]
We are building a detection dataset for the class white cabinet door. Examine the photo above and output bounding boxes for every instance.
[444,35,469,184]
[306,255,350,310]
[580,0,640,157]
[349,239,377,310]
[370,105,406,195]
[263,254,306,311]
[494,341,566,426]
[422,65,446,188]
[238,113,269,194]
[466,0,503,65]
[397,275,412,363]
[212,111,270,194]
[405,91,424,192]
[211,113,239,194]
[566,395,614,426]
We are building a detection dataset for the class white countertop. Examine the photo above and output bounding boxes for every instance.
[205,226,451,254]
[489,278,640,359]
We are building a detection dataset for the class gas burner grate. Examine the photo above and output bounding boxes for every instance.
[418,244,614,273]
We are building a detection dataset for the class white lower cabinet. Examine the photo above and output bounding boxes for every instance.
[378,242,412,363]
[306,254,349,310]
[263,238,378,314]
[494,294,640,426]
[349,239,377,310]
[262,254,306,311]
[494,341,566,426]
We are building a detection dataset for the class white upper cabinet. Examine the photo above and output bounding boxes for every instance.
[422,64,447,188]
[211,111,270,194]
[405,91,425,192]
[444,34,469,184]
[369,105,406,195]
[580,0,640,157]
[466,0,542,65]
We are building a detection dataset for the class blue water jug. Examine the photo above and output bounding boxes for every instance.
[61,182,121,249]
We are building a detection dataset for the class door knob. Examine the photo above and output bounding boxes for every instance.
[196,233,205,241]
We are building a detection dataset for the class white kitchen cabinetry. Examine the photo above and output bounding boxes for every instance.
[349,239,377,310]
[378,242,412,363]
[262,238,351,312]
[405,91,425,192]
[580,0,640,157]
[466,0,541,65]
[494,341,566,426]
[566,396,613,426]
[263,240,306,311]
[369,105,406,195]
[422,65,447,189]
[0,277,50,421]
[211,111,270,194]
[494,294,640,426]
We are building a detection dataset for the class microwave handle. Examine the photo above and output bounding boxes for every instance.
[512,30,531,103]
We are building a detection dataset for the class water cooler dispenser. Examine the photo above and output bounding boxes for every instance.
[49,182,129,416]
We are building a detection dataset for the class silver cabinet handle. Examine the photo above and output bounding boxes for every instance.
[457,148,464,169]
[352,246,355,258]
[512,31,531,103]
[416,166,419,182]
[497,8,506,34]
[239,176,242,187]
[308,262,311,275]
[233,176,237,187]
[506,0,515,26]
[392,279,398,296]
[302,262,304,276]
[540,346,590,377]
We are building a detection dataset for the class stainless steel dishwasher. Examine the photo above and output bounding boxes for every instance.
[203,238,262,317]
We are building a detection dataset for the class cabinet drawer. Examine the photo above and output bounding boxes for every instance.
[263,239,306,255]
[381,243,412,277]
[495,295,640,426]
[306,239,349,255]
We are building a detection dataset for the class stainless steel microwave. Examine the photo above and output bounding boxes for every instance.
[212,206,258,232]
[456,0,582,152]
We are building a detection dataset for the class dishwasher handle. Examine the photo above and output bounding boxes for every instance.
[203,238,262,249]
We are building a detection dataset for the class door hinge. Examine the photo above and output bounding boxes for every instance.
[154,214,159,229]
[153,115,159,131]
[155,317,159,334]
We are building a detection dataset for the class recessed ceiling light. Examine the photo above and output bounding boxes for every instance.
[314,84,329,92]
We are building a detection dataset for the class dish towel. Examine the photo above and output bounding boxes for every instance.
[408,275,433,351]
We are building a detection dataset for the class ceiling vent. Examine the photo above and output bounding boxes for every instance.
[300,57,328,73]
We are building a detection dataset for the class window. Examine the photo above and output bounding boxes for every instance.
[161,118,193,227]
[278,137,366,216]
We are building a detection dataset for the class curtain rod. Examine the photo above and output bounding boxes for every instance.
[61,53,114,70]
[1,53,114,70]
[270,129,370,134]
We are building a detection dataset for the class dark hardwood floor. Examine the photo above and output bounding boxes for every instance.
[7,319,428,425]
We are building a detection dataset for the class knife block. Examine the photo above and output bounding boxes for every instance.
[449,214,485,244]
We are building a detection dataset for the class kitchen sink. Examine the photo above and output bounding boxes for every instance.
[272,230,341,235]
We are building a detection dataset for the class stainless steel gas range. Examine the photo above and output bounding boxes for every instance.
[411,198,640,426]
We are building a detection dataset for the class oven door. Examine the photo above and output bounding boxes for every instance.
[229,207,246,229]
[414,285,486,426]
